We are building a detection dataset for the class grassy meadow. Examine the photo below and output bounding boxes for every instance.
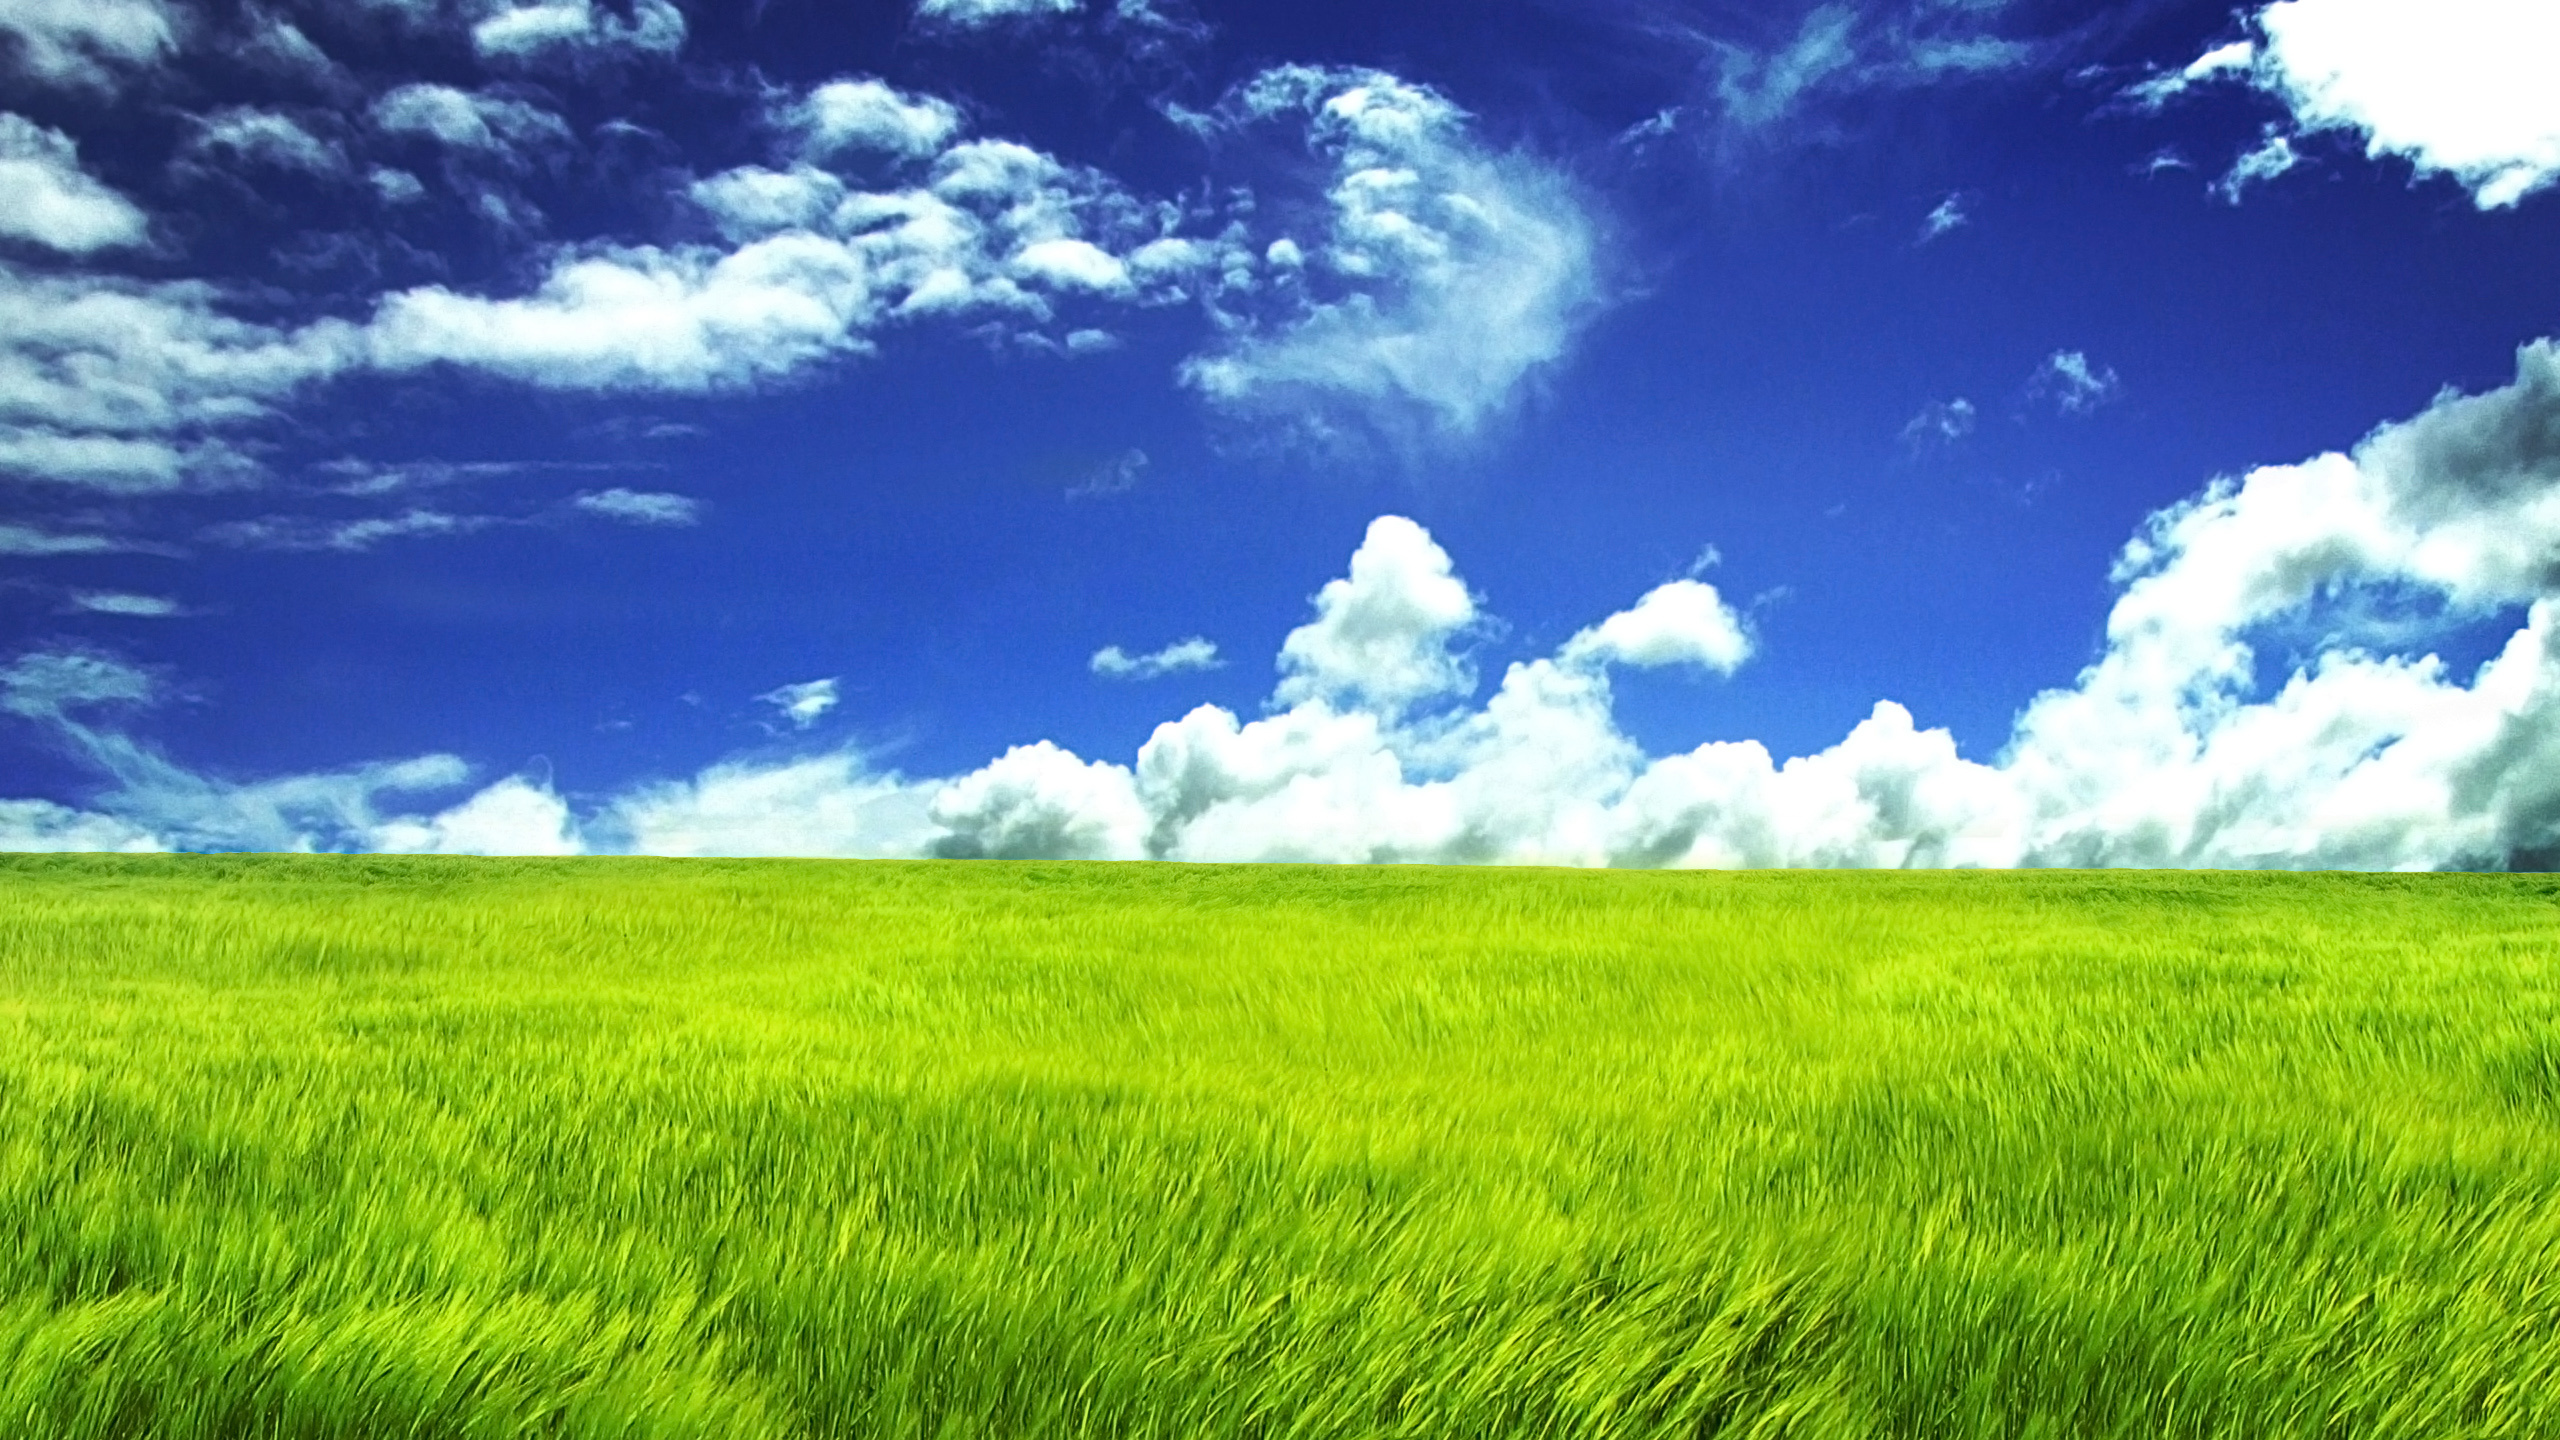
[3,855,2559,1438]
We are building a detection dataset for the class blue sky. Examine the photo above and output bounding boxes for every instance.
[5,0,2560,866]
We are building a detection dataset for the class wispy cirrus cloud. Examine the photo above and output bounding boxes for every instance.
[1177,66,1604,459]
[2029,349,2120,414]
[571,487,700,525]
[758,678,839,730]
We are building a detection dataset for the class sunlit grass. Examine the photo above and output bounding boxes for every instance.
[4,855,2558,1437]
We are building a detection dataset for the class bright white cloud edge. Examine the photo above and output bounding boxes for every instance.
[13,342,2560,869]
[2138,0,2560,210]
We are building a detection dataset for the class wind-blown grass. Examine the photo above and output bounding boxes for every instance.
[3,855,2558,1437]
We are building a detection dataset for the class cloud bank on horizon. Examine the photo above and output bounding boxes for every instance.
[13,336,2560,868]
[4,0,2558,868]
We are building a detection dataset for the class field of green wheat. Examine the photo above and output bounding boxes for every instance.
[3,855,2559,1438]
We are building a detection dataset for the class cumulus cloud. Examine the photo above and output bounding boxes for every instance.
[0,114,149,254]
[1179,66,1603,456]
[572,487,699,525]
[928,740,1149,860]
[0,62,1577,524]
[370,775,579,854]
[371,119,1193,390]
[1272,515,1479,715]
[0,69,1202,524]
[925,347,2560,869]
[2137,1,2560,209]
[1091,637,1220,680]
[759,678,839,730]
[783,78,962,163]
[25,344,2560,870]
[598,751,937,857]
[1558,580,1751,675]
[0,0,176,90]
[2255,0,2560,208]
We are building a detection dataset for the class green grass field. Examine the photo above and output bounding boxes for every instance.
[4,855,2559,1438]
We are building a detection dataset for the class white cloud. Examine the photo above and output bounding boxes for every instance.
[0,73,1204,518]
[1012,236,1129,295]
[1902,396,1976,448]
[471,0,685,62]
[1559,580,1752,675]
[0,0,176,90]
[1709,3,2035,133]
[919,343,2560,870]
[0,113,148,254]
[2254,0,2560,208]
[1091,637,1221,680]
[759,678,839,730]
[0,645,581,854]
[186,109,347,176]
[370,167,427,204]
[2123,38,2256,110]
[1919,192,1968,242]
[368,236,880,390]
[0,797,162,851]
[370,120,1192,391]
[2138,2,2560,210]
[24,341,2560,871]
[913,0,1079,32]
[2031,349,2121,413]
[1996,338,2560,867]
[0,264,364,443]
[201,509,497,551]
[0,523,129,555]
[928,740,1149,860]
[1179,66,1602,455]
[572,487,700,525]
[0,428,196,491]
[2217,127,2301,202]
[370,776,579,854]
[1272,514,1479,715]
[784,78,961,163]
[370,84,573,158]
[231,11,342,88]
[600,751,937,857]
[0,647,158,719]
[67,591,181,617]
